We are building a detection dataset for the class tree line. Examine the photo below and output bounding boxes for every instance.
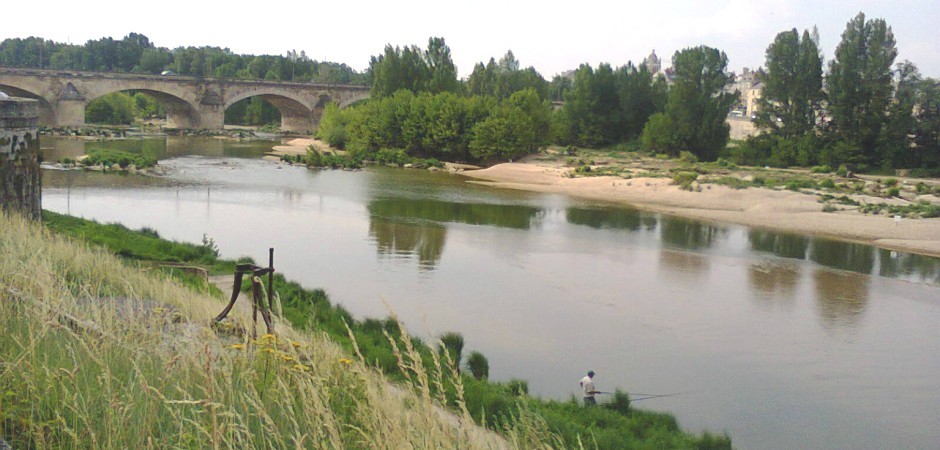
[329,12,937,173]
[4,15,937,173]
[0,33,365,84]
[741,12,939,174]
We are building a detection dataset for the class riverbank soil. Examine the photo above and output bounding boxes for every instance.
[461,147,940,258]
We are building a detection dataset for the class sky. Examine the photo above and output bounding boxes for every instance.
[4,0,939,78]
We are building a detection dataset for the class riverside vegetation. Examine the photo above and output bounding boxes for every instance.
[0,211,731,449]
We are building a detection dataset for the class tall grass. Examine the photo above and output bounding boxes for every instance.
[0,212,531,448]
[23,211,733,449]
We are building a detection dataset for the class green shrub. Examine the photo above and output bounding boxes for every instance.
[810,165,833,174]
[886,187,901,197]
[575,164,592,174]
[507,379,529,397]
[715,157,736,169]
[836,165,849,177]
[819,179,836,189]
[822,204,838,212]
[82,149,157,168]
[672,172,699,191]
[752,176,766,187]
[466,351,489,380]
[883,178,898,187]
[915,182,929,195]
[678,151,699,164]
[714,176,748,189]
[603,389,631,415]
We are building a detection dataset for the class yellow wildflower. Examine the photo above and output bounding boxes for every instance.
[292,364,309,372]
[229,344,245,350]
[291,341,302,348]
[279,354,295,362]
[339,358,352,366]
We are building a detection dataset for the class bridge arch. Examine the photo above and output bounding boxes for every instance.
[224,91,314,132]
[84,87,202,129]
[0,83,57,124]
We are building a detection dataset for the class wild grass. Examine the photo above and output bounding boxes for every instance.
[12,211,733,449]
[0,212,532,449]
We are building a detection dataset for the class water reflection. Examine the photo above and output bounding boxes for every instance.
[749,230,809,259]
[565,206,657,231]
[41,135,277,163]
[660,217,725,250]
[366,198,544,268]
[748,262,800,308]
[368,198,543,230]
[810,240,875,274]
[878,249,940,284]
[659,248,709,279]
[814,269,870,328]
[369,217,447,269]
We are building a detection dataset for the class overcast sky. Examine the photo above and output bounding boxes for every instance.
[4,0,938,77]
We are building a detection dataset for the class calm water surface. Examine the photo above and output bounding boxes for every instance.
[42,137,940,449]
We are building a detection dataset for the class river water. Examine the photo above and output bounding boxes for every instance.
[41,137,940,449]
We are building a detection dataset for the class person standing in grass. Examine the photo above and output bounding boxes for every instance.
[580,370,599,406]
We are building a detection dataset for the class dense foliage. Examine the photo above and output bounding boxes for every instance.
[642,46,736,160]
[0,33,365,84]
[559,62,667,147]
[740,13,939,173]
[319,88,551,163]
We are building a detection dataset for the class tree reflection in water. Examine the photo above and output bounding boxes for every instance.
[368,217,447,270]
[366,198,543,269]
[814,269,870,328]
[748,261,800,309]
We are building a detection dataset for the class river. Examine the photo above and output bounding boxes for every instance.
[41,136,940,449]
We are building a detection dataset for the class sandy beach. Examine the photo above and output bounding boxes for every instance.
[460,160,940,258]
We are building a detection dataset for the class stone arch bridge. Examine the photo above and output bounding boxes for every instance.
[0,68,370,132]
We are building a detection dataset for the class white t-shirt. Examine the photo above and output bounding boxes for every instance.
[580,375,595,397]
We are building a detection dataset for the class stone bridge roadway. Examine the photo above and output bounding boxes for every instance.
[0,68,370,132]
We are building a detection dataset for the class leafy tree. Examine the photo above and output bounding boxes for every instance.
[827,12,898,167]
[424,37,460,94]
[470,88,550,161]
[646,46,735,160]
[316,103,349,148]
[756,28,824,139]
[139,48,172,74]
[616,63,668,140]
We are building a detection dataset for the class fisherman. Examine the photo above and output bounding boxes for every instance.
[579,370,599,406]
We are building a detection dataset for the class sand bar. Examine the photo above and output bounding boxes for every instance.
[461,162,940,258]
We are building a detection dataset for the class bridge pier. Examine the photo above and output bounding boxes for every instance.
[55,100,86,128]
[280,114,315,133]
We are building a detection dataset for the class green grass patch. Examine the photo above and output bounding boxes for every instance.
[82,148,157,168]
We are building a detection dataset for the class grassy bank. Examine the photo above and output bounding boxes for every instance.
[6,211,731,448]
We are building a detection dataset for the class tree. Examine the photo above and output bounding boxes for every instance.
[470,88,550,161]
[646,46,735,160]
[423,37,460,94]
[756,28,824,139]
[827,12,898,167]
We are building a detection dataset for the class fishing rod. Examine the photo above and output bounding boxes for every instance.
[593,391,691,402]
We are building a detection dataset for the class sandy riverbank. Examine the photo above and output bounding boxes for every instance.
[460,161,940,258]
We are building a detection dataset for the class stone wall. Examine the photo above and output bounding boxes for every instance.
[727,117,759,141]
[0,97,42,220]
